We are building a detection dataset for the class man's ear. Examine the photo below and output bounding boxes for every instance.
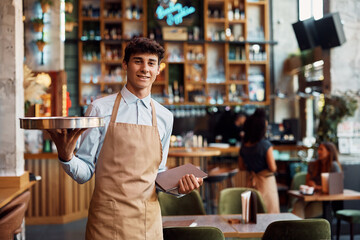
[122,61,127,71]
[156,66,160,75]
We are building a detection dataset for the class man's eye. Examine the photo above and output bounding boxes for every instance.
[135,60,141,64]
[149,62,156,66]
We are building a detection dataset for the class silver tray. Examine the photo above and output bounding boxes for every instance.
[20,117,105,129]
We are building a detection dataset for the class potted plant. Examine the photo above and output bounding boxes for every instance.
[65,0,74,13]
[65,14,77,32]
[316,94,358,145]
[39,0,53,13]
[36,39,47,52]
[31,18,44,32]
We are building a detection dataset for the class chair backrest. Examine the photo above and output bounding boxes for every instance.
[0,191,31,239]
[262,219,331,240]
[0,203,27,240]
[290,172,307,191]
[158,190,206,216]
[288,172,307,209]
[163,226,225,240]
[218,187,267,214]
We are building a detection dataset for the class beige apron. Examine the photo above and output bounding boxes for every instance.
[247,170,280,213]
[85,92,163,240]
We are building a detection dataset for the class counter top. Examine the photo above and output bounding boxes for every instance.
[0,181,36,209]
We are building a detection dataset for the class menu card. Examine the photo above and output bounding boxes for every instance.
[241,190,257,224]
[155,163,208,192]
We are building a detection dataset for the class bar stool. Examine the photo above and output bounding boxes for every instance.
[0,191,30,240]
[336,209,360,240]
[204,168,229,214]
[226,168,239,188]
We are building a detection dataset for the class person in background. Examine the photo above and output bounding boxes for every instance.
[292,142,342,218]
[48,37,203,240]
[238,108,280,213]
[215,111,247,145]
[233,112,247,143]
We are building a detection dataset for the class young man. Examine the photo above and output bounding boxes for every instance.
[48,37,203,239]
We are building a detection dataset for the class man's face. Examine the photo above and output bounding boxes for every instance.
[123,53,160,95]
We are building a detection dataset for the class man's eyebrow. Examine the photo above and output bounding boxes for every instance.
[132,57,157,62]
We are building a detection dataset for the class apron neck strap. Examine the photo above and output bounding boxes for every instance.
[110,92,122,123]
[150,100,157,127]
[110,92,158,127]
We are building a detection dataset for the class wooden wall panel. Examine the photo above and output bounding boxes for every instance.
[25,156,94,225]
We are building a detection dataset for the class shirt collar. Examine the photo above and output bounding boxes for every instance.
[121,85,151,109]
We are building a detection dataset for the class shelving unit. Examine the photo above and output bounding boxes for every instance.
[78,0,271,107]
[78,0,147,105]
[203,0,270,106]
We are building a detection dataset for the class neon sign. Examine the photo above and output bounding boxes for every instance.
[156,2,195,26]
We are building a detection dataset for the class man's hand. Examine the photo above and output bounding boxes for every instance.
[46,128,87,161]
[178,174,204,194]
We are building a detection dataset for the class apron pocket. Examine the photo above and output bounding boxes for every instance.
[145,200,162,240]
[89,200,117,240]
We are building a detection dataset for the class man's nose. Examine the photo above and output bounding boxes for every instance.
[140,63,149,72]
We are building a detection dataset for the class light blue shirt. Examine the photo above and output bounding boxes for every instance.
[60,86,174,184]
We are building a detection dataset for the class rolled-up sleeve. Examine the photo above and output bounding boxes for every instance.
[59,104,103,184]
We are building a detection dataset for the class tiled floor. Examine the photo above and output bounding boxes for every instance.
[25,217,360,240]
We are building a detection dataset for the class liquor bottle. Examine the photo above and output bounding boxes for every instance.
[227,3,233,21]
[173,80,180,103]
[168,85,174,104]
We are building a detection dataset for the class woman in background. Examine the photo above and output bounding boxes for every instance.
[292,142,342,218]
[239,108,280,213]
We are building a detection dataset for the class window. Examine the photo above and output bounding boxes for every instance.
[299,0,323,20]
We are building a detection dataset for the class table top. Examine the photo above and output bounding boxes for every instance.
[168,148,221,158]
[162,213,301,238]
[0,181,36,208]
[288,189,360,202]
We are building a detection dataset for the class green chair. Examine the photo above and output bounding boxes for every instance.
[218,187,267,215]
[288,172,307,211]
[158,190,206,216]
[336,209,360,240]
[163,226,225,240]
[288,172,322,218]
[262,219,331,240]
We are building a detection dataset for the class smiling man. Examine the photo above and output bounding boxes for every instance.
[48,37,203,240]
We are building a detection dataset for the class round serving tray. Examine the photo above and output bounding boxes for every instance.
[20,117,105,129]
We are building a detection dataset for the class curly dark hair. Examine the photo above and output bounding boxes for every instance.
[243,108,267,143]
[123,37,165,64]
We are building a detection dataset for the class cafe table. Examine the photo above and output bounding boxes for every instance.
[288,189,360,237]
[162,213,301,238]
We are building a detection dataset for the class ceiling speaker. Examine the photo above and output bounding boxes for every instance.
[315,12,346,49]
[292,17,320,51]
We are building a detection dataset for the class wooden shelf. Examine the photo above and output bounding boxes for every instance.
[228,60,247,64]
[78,0,271,107]
[103,17,123,22]
[81,17,100,21]
[78,0,147,106]
[247,1,267,5]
